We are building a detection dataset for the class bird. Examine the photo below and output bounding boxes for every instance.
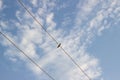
[57,43,61,48]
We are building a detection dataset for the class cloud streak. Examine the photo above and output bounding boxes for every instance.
[0,0,2,10]
[0,0,120,80]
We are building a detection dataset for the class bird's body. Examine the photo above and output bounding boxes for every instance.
[57,43,61,48]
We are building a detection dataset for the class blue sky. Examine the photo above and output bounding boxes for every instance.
[0,0,120,80]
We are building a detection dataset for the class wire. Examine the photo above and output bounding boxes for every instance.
[17,0,91,80]
[17,0,58,45]
[0,30,55,80]
[60,46,91,80]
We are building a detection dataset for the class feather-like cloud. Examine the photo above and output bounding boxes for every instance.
[0,0,120,80]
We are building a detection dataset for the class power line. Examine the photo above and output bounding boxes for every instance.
[17,0,91,80]
[0,30,55,80]
[17,0,58,45]
[60,47,91,80]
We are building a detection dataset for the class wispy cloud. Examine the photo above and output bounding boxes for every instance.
[0,0,2,10]
[0,0,120,80]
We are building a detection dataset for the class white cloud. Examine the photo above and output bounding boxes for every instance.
[0,2,100,80]
[9,57,17,62]
[56,2,68,10]
[30,0,37,7]
[0,0,2,10]
[1,0,120,80]
[46,13,56,31]
[75,0,100,24]
[61,16,71,27]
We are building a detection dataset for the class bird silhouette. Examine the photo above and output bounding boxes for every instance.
[57,43,61,48]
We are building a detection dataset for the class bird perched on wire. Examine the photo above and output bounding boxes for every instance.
[57,43,61,48]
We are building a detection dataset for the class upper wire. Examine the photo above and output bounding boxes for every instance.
[17,0,91,80]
